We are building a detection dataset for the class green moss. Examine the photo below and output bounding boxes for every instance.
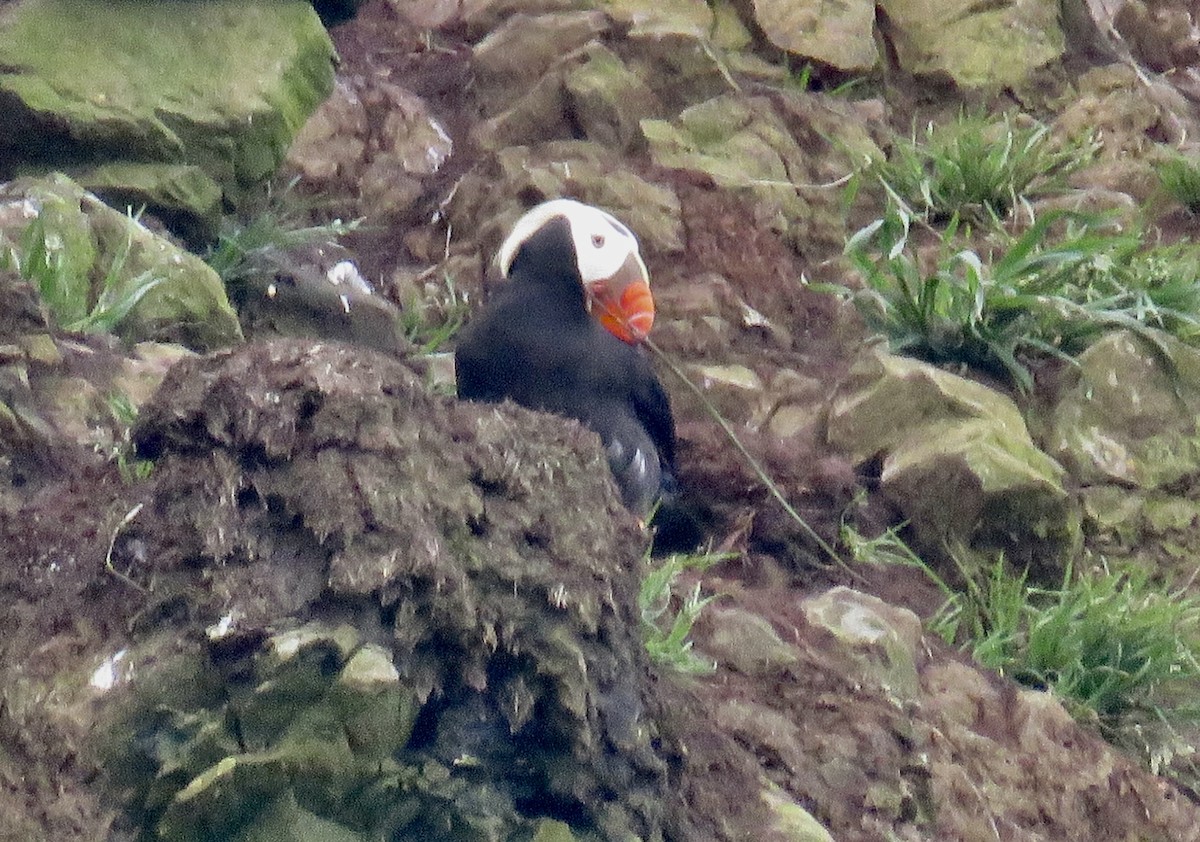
[0,0,335,210]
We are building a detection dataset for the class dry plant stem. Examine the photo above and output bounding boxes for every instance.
[105,502,148,593]
[640,335,854,575]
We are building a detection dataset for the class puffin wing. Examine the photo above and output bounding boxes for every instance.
[628,349,676,472]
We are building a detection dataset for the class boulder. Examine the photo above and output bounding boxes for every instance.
[876,0,1064,89]
[621,20,734,114]
[471,11,609,110]
[747,0,878,73]
[642,95,813,248]
[801,586,923,705]
[1049,329,1200,576]
[1049,329,1200,490]
[473,41,663,152]
[0,174,242,351]
[108,339,671,840]
[0,0,336,240]
[827,348,1074,575]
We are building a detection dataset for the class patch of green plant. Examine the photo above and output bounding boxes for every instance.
[401,271,470,355]
[1157,155,1200,214]
[824,206,1200,391]
[873,113,1094,223]
[5,210,166,335]
[104,391,154,484]
[639,550,728,674]
[844,525,1200,755]
[206,177,360,286]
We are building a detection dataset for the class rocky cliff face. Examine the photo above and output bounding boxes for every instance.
[1,0,1200,840]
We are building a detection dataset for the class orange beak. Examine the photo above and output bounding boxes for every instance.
[586,253,655,344]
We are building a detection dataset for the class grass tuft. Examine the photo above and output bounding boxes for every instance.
[873,113,1095,223]
[205,177,360,286]
[104,392,154,484]
[6,209,167,335]
[400,271,470,354]
[1158,155,1200,214]
[845,525,1200,768]
[639,550,728,674]
[823,205,1200,391]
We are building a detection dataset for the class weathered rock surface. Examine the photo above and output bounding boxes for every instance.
[681,580,1200,840]
[2,0,1200,838]
[876,0,1064,88]
[0,174,242,351]
[827,348,1075,575]
[1049,329,1200,582]
[0,0,336,239]
[748,0,878,73]
[643,95,812,247]
[109,339,670,840]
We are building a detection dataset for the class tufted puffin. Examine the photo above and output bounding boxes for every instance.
[454,199,677,517]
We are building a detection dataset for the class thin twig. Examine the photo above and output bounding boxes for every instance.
[104,502,147,593]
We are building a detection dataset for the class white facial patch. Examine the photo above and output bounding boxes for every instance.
[497,198,646,285]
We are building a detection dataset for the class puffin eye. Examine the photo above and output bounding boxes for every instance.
[591,234,605,248]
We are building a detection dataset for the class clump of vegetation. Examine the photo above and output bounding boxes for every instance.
[205,177,360,286]
[1157,155,1200,214]
[872,112,1094,223]
[104,391,154,484]
[826,206,1200,391]
[639,550,728,674]
[2,211,166,334]
[843,526,1200,773]
[400,270,470,354]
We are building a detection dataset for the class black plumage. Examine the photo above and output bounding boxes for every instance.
[455,214,678,516]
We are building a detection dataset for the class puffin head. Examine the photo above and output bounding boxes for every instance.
[497,199,654,344]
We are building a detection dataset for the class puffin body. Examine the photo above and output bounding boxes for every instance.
[454,200,676,515]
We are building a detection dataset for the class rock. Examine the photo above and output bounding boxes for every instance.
[458,0,596,39]
[622,22,734,114]
[801,586,922,705]
[761,782,835,842]
[700,605,799,675]
[472,11,609,111]
[530,817,578,841]
[474,40,663,153]
[684,362,767,422]
[473,71,576,151]
[876,0,1064,89]
[233,247,411,355]
[446,140,684,282]
[748,0,878,73]
[642,95,812,247]
[98,620,417,842]
[827,347,1074,574]
[0,0,336,238]
[564,44,664,152]
[233,793,365,842]
[118,339,671,840]
[1048,329,1200,575]
[0,174,242,351]
[288,79,451,221]
[1049,329,1200,490]
[72,163,226,244]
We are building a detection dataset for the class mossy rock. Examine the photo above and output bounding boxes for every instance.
[0,0,336,239]
[0,174,243,350]
[828,347,1076,576]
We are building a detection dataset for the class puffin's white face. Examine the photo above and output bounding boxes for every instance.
[498,198,642,282]
[497,199,654,344]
